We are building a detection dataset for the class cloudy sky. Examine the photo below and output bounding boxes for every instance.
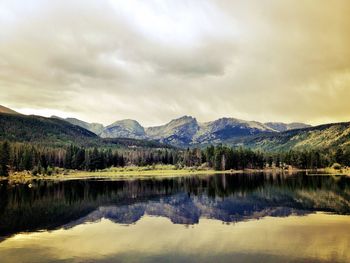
[1,0,350,126]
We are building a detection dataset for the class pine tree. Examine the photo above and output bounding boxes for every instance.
[335,149,344,165]
[0,141,10,177]
[64,144,73,169]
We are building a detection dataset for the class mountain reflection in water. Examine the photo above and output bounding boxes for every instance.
[0,172,349,239]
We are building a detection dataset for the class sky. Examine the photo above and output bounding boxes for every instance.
[0,0,350,127]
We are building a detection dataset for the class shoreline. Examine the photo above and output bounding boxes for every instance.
[2,168,245,183]
[0,166,348,183]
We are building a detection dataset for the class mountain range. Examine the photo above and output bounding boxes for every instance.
[1,104,350,151]
[0,109,168,148]
[55,115,312,147]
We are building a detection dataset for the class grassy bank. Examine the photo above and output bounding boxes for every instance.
[2,164,349,183]
[320,166,350,176]
[4,165,231,182]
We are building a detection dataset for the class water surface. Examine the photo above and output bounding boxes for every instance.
[0,172,349,262]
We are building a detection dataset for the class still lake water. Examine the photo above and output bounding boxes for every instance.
[0,172,349,263]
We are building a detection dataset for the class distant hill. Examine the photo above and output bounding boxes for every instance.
[146,116,199,146]
[228,122,350,152]
[100,119,146,139]
[264,122,311,132]
[52,116,104,135]
[0,105,19,115]
[193,117,275,144]
[0,113,170,149]
[0,113,98,146]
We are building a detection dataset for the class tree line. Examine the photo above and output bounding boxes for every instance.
[0,141,349,176]
[0,142,178,176]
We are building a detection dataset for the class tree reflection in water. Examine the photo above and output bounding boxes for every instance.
[0,172,349,239]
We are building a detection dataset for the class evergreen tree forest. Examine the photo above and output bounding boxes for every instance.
[0,141,349,176]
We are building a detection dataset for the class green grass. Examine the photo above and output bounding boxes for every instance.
[4,165,234,182]
[5,164,348,183]
[321,167,350,176]
[63,165,232,180]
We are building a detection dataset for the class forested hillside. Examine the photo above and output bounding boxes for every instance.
[0,113,98,146]
[234,122,350,152]
[1,110,350,178]
[0,105,19,114]
[0,113,171,149]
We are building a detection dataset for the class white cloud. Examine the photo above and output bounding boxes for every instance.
[1,0,350,126]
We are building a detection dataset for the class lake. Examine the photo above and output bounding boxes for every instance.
[0,172,349,263]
